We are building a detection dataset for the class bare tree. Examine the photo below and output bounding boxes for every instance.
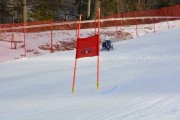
[87,0,91,19]
[23,0,27,23]
[89,0,101,19]
[0,0,8,23]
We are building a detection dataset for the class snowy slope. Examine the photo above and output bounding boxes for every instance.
[0,28,180,120]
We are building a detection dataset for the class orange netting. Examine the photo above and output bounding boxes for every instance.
[0,5,180,62]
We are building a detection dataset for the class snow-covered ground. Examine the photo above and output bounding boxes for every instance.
[0,20,180,119]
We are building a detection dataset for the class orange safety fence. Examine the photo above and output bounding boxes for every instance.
[102,5,180,26]
[1,5,180,62]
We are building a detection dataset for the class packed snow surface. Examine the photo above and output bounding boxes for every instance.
[0,28,180,120]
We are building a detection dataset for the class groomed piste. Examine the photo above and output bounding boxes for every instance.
[0,24,180,119]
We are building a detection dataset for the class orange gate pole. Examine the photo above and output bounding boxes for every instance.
[97,8,100,90]
[72,14,81,93]
[72,59,77,93]
[95,19,97,34]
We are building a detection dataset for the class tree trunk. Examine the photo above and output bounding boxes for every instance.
[87,0,91,19]
[1,0,7,23]
[57,0,60,19]
[90,0,101,19]
[23,0,27,23]
[117,0,119,14]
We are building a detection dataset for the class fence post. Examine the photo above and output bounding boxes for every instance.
[12,21,15,49]
[165,7,170,29]
[10,29,13,49]
[141,11,145,25]
[153,9,156,33]
[122,12,127,27]
[115,17,117,32]
[118,13,120,31]
[23,22,27,57]
[135,11,138,37]
[120,12,123,28]
[50,19,53,53]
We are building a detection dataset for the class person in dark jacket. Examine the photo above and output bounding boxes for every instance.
[102,39,112,51]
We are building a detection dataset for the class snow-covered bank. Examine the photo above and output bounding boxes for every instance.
[1,20,180,62]
[0,27,180,120]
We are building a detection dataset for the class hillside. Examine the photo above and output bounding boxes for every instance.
[0,26,180,119]
[1,20,180,62]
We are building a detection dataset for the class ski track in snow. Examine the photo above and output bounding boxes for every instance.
[69,30,180,120]
[1,24,180,119]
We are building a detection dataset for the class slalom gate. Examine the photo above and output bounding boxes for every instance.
[72,8,101,93]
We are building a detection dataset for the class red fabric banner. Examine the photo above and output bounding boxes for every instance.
[76,35,99,59]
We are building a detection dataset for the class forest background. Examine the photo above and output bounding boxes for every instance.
[0,0,180,24]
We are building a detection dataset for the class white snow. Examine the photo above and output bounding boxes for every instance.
[0,20,180,120]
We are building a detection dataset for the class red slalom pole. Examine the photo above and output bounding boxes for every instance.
[78,14,81,38]
[72,14,81,93]
[72,59,77,93]
[76,23,78,38]
[97,7,100,90]
[95,19,97,34]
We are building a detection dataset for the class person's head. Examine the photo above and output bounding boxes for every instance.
[105,36,109,40]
